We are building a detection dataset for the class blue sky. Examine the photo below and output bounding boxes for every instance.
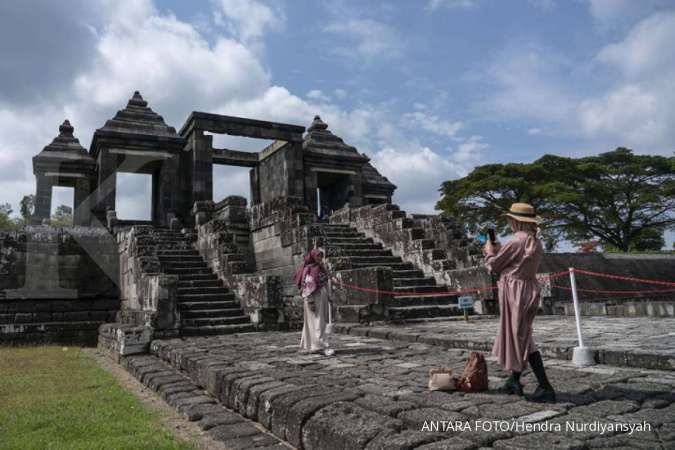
[0,0,673,247]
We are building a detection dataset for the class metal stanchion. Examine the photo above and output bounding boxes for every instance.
[569,267,595,367]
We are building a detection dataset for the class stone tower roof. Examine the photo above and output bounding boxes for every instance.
[302,116,369,163]
[95,91,179,138]
[362,161,397,190]
[33,120,95,173]
[90,91,184,158]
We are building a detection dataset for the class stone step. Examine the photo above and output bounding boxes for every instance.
[177,286,230,296]
[178,300,241,311]
[166,268,213,275]
[393,285,449,294]
[387,295,457,307]
[181,323,255,336]
[156,248,200,255]
[326,249,392,257]
[325,242,383,250]
[387,305,461,320]
[351,262,414,271]
[177,279,222,289]
[320,231,365,238]
[158,255,203,262]
[392,277,437,287]
[178,292,235,302]
[181,308,245,319]
[392,269,425,278]
[162,261,209,269]
[347,256,403,265]
[176,273,219,282]
[182,315,250,327]
[323,237,374,245]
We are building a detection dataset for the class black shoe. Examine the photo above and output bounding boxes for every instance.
[527,385,556,403]
[497,378,523,396]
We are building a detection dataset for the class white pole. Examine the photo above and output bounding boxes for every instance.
[569,267,584,348]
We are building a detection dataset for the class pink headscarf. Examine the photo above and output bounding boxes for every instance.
[293,248,328,293]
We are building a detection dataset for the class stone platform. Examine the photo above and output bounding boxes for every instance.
[334,316,675,372]
[143,330,675,449]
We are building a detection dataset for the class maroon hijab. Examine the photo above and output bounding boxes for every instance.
[293,248,328,290]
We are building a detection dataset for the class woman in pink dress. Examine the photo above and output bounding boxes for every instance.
[483,203,555,403]
[293,248,334,356]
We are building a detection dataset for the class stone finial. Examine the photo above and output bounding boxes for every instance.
[128,90,148,107]
[59,119,74,137]
[308,115,328,132]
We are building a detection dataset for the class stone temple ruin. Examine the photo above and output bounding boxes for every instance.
[1,91,674,346]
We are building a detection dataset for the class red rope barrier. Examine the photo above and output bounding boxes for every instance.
[573,268,675,287]
[550,284,675,295]
[331,269,675,300]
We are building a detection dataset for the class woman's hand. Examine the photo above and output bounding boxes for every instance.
[306,298,316,313]
[483,239,501,256]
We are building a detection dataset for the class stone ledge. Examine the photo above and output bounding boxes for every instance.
[118,354,291,449]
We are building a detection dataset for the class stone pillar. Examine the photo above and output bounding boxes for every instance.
[73,177,92,226]
[155,155,180,226]
[191,131,213,203]
[305,170,318,214]
[33,174,53,224]
[250,167,260,206]
[96,149,117,215]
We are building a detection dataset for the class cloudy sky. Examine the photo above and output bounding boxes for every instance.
[1,0,674,237]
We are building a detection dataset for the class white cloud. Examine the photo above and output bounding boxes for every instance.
[324,19,402,62]
[528,127,542,135]
[402,111,463,138]
[212,0,283,44]
[452,136,487,169]
[306,89,330,102]
[426,0,477,11]
[586,0,671,24]
[596,11,675,79]
[371,143,474,213]
[334,88,347,100]
[579,11,675,150]
[473,41,578,125]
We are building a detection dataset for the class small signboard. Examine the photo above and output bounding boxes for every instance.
[458,295,474,309]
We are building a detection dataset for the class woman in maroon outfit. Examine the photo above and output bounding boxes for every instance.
[483,203,555,403]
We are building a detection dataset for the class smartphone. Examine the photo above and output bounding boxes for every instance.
[487,228,496,244]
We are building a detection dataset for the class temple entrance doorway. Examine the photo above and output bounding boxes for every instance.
[50,186,74,226]
[316,170,352,216]
[115,173,152,222]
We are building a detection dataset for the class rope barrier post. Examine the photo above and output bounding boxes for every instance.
[569,267,595,367]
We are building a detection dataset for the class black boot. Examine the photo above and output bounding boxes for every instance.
[527,351,556,403]
[497,371,523,396]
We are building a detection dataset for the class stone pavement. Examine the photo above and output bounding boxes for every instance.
[334,316,675,371]
[146,330,675,449]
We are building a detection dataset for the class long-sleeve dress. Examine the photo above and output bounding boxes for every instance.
[484,231,544,372]
[299,273,330,352]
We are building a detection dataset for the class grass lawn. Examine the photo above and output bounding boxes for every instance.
[0,346,194,450]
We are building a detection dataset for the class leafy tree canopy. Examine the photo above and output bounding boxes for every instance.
[437,148,675,252]
[51,205,73,227]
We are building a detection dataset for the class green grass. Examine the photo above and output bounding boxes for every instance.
[0,346,194,450]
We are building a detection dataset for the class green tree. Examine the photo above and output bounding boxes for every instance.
[19,195,34,222]
[437,148,675,252]
[0,203,15,231]
[51,205,73,226]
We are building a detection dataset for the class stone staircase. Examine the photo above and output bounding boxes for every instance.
[153,229,254,336]
[320,224,461,321]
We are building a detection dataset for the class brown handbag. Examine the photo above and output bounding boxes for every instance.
[455,352,489,393]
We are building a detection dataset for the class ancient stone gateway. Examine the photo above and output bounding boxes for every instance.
[1,90,673,347]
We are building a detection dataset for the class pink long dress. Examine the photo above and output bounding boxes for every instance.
[484,231,544,372]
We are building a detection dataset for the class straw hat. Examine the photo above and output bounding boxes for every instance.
[505,203,542,224]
